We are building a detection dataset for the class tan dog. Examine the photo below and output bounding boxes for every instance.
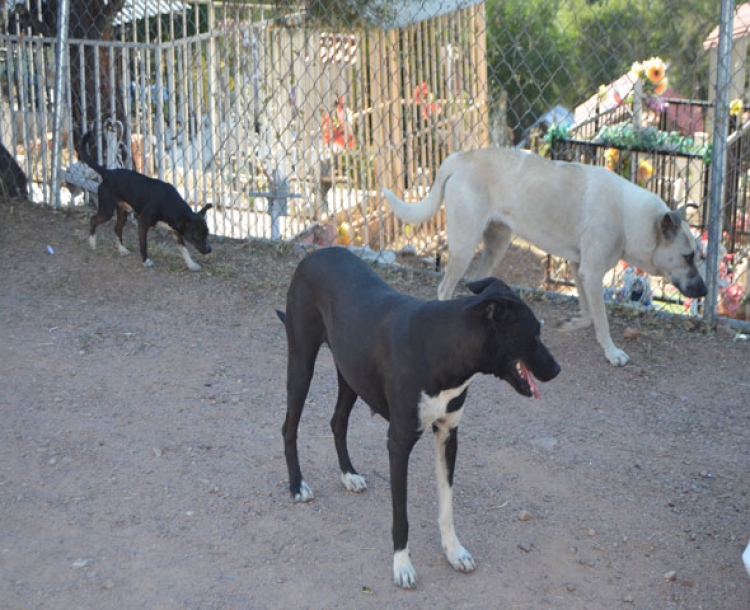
[382,148,707,366]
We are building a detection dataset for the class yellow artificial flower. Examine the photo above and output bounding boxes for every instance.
[637,159,654,185]
[730,98,744,117]
[598,84,608,99]
[604,147,619,170]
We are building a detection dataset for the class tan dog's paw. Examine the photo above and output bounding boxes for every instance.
[605,346,630,367]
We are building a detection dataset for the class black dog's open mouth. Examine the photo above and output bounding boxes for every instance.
[509,360,540,399]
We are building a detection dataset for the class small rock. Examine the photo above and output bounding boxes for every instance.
[517,510,533,522]
[622,593,635,603]
[566,583,577,592]
[664,570,677,581]
[588,529,596,537]
[517,541,533,553]
[623,327,642,339]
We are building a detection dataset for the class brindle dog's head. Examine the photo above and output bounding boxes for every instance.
[180,204,213,254]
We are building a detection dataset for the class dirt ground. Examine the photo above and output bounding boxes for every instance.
[1,198,749,610]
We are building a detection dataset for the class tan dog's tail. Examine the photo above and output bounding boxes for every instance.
[381,152,461,224]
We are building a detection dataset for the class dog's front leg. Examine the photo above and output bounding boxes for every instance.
[578,266,629,366]
[388,432,417,588]
[172,232,202,271]
[434,423,475,573]
[557,262,592,331]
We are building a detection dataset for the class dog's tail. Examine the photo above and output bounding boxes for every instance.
[381,151,462,225]
[78,131,107,177]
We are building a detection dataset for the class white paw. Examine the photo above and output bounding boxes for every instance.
[605,346,630,366]
[393,549,417,589]
[88,235,97,250]
[117,243,130,256]
[742,540,750,577]
[187,261,201,271]
[142,258,154,268]
[341,472,367,493]
[556,316,591,332]
[445,544,475,573]
[293,481,314,503]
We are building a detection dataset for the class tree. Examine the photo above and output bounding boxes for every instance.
[9,0,127,151]
[485,0,720,142]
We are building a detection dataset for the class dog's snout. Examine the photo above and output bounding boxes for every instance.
[205,244,212,254]
[533,347,561,382]
[673,275,707,298]
[540,359,561,382]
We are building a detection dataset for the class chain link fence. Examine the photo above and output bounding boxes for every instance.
[1,0,748,322]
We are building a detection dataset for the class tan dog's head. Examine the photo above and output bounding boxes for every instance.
[652,210,707,298]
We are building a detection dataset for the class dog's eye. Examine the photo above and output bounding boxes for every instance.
[683,253,694,264]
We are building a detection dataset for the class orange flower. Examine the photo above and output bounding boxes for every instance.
[653,78,668,96]
[644,57,666,85]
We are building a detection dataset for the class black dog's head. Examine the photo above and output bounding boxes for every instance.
[464,277,560,398]
[179,204,213,254]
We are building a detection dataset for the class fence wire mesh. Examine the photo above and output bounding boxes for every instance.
[1,0,748,321]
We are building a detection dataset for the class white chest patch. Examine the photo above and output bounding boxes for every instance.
[417,375,477,432]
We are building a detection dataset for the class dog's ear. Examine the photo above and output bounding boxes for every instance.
[659,210,683,241]
[198,204,213,217]
[466,277,512,295]
[463,292,517,322]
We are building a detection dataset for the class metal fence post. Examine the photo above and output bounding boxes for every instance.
[704,0,734,326]
[50,0,70,208]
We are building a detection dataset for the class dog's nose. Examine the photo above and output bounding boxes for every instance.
[205,244,212,254]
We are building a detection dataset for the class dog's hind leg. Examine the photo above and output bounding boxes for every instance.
[438,205,488,300]
[282,345,321,503]
[434,422,475,573]
[475,222,513,280]
[114,206,131,256]
[331,369,367,493]
[88,187,117,250]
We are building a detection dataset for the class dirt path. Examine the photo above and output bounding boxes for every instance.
[1,199,749,609]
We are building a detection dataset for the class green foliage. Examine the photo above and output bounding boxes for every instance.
[486,0,719,143]
[544,123,713,163]
[270,0,392,29]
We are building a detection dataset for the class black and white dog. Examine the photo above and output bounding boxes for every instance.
[79,131,212,270]
[277,247,561,588]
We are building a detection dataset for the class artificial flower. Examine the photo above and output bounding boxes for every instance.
[730,98,744,116]
[643,57,666,85]
[637,159,653,185]
[653,78,668,97]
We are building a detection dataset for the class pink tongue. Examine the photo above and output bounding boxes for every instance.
[520,363,540,399]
